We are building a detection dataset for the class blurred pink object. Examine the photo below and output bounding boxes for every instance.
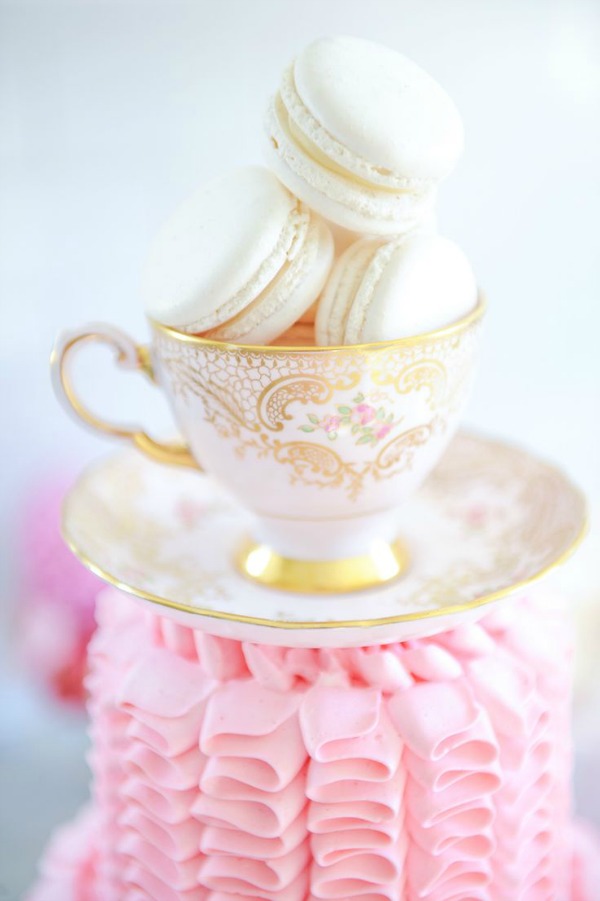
[16,473,104,705]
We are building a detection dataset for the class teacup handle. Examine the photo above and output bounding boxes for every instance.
[51,324,198,469]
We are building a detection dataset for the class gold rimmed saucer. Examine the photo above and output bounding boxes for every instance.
[61,432,587,648]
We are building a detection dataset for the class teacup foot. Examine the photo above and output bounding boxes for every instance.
[236,536,409,594]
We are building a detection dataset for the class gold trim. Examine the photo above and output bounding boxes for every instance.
[148,295,486,354]
[235,536,409,594]
[61,523,587,630]
[51,328,198,470]
[60,451,588,631]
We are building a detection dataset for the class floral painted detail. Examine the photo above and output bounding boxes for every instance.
[299,393,400,445]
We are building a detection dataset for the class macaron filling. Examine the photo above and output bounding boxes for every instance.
[285,108,420,197]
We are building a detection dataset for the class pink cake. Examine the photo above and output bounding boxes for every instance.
[29,586,600,900]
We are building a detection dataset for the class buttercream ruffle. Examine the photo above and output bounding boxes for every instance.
[84,589,145,898]
[116,644,215,897]
[194,681,309,900]
[26,806,98,901]
[28,587,588,900]
[302,685,407,900]
[476,595,575,900]
[388,679,498,899]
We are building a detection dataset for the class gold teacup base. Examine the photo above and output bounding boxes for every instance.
[236,536,409,594]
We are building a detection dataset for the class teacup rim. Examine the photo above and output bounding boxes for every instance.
[148,293,486,353]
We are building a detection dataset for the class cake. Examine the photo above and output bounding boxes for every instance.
[31,35,598,901]
[29,586,599,899]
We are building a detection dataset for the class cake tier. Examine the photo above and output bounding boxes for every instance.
[29,587,599,900]
[27,807,600,901]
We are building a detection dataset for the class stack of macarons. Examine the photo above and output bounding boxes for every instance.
[143,35,477,347]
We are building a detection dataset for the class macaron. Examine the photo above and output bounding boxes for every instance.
[268,300,318,346]
[142,165,334,344]
[316,234,477,345]
[264,36,464,236]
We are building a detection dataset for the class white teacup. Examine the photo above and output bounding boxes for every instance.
[52,299,484,593]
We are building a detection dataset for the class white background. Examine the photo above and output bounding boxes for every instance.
[1,0,599,896]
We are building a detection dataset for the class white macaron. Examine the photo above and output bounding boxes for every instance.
[142,165,334,344]
[316,234,477,345]
[264,36,464,236]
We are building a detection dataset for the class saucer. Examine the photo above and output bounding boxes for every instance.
[62,432,587,647]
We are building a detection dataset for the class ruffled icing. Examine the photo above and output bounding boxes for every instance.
[27,587,587,901]
[118,660,213,896]
[571,820,600,901]
[118,647,216,755]
[301,685,407,900]
[388,680,498,899]
[83,590,148,899]
[31,810,600,901]
[473,596,575,900]
[26,806,98,901]
[193,629,250,680]
[122,862,208,901]
[193,680,309,900]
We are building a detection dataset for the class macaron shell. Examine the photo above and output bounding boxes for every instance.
[280,64,414,193]
[142,166,301,331]
[345,235,478,344]
[294,36,464,182]
[316,239,385,346]
[205,216,333,345]
[264,111,436,236]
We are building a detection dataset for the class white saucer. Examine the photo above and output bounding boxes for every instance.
[62,432,587,647]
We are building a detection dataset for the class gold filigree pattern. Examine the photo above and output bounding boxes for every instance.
[274,441,345,487]
[372,359,448,410]
[231,419,444,502]
[259,376,333,430]
[153,319,481,499]
[65,455,229,604]
[375,421,438,473]
[158,348,256,436]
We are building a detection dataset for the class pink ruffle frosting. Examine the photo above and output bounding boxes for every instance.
[29,587,599,900]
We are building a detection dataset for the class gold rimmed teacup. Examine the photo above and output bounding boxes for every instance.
[51,298,485,593]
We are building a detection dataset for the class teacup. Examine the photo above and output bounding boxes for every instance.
[52,299,485,593]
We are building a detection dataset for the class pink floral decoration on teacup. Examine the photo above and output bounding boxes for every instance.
[300,392,400,445]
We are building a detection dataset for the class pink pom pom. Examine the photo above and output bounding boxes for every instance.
[15,472,104,705]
